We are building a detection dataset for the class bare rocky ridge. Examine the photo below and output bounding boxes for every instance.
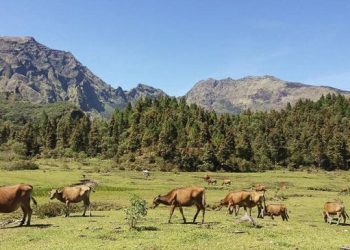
[1,36,349,116]
[185,76,350,113]
[0,36,166,116]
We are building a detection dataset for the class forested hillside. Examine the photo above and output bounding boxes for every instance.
[0,94,349,172]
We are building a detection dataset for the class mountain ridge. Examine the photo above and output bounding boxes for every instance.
[185,75,350,113]
[1,36,349,116]
[0,36,167,117]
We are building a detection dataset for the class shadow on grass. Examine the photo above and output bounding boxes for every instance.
[0,223,52,229]
[136,226,159,231]
[68,214,106,218]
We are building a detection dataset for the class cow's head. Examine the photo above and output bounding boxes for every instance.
[50,189,60,200]
[152,195,161,208]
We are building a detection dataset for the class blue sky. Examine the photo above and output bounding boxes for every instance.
[1,0,349,95]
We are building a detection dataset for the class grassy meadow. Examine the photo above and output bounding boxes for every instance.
[1,158,350,249]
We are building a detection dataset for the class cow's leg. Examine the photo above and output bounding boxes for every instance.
[194,204,205,224]
[26,206,33,226]
[323,212,328,223]
[168,205,176,223]
[235,205,240,216]
[202,205,205,224]
[325,212,331,224]
[19,206,27,226]
[65,201,70,217]
[179,206,186,223]
[271,215,274,220]
[337,212,342,225]
[342,212,346,225]
[82,203,87,217]
[193,205,200,223]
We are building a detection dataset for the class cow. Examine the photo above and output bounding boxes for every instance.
[207,179,217,185]
[323,202,349,225]
[152,187,206,224]
[0,184,37,226]
[203,174,210,181]
[50,185,92,217]
[222,179,231,186]
[219,190,265,218]
[263,204,289,221]
[254,184,266,193]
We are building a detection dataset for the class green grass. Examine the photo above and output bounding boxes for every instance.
[1,159,350,249]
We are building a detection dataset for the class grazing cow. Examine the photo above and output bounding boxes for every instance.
[203,174,210,182]
[207,179,217,185]
[219,190,265,218]
[0,184,37,226]
[152,187,206,224]
[50,185,92,217]
[323,202,349,225]
[222,179,231,186]
[264,204,289,221]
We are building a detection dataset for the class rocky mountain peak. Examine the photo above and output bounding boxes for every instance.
[0,36,168,117]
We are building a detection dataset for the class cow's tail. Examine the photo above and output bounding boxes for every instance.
[31,196,38,206]
[28,185,37,206]
[285,208,289,219]
[202,189,206,208]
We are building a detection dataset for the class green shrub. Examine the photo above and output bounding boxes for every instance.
[125,195,147,229]
[35,202,66,218]
[35,202,80,218]
[2,160,39,171]
[129,153,136,162]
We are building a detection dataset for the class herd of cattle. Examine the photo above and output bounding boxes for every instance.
[0,174,348,227]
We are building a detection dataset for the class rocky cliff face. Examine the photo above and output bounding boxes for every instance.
[185,75,350,113]
[0,36,166,116]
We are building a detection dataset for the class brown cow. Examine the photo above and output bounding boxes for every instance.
[203,174,210,181]
[222,179,231,186]
[152,187,206,224]
[264,204,289,221]
[254,184,266,192]
[323,202,349,225]
[50,185,92,217]
[207,179,217,185]
[0,184,37,226]
[219,190,265,218]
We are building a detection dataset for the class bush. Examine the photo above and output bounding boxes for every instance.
[2,160,39,171]
[125,195,147,229]
[35,202,67,218]
[129,153,136,162]
[35,202,80,218]
[148,155,156,164]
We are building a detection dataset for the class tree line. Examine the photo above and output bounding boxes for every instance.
[0,93,349,171]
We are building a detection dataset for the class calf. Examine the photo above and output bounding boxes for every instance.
[222,179,231,186]
[264,204,289,221]
[50,185,92,217]
[207,179,217,185]
[0,184,37,226]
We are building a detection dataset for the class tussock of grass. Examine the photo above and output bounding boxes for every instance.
[1,160,39,171]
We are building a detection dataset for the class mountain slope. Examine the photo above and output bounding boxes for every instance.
[185,75,350,113]
[0,36,166,116]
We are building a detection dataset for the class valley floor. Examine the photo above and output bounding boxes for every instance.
[1,159,350,249]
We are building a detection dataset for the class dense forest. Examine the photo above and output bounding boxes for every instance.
[0,93,350,172]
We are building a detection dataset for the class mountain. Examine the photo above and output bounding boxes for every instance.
[185,75,350,113]
[0,36,166,116]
